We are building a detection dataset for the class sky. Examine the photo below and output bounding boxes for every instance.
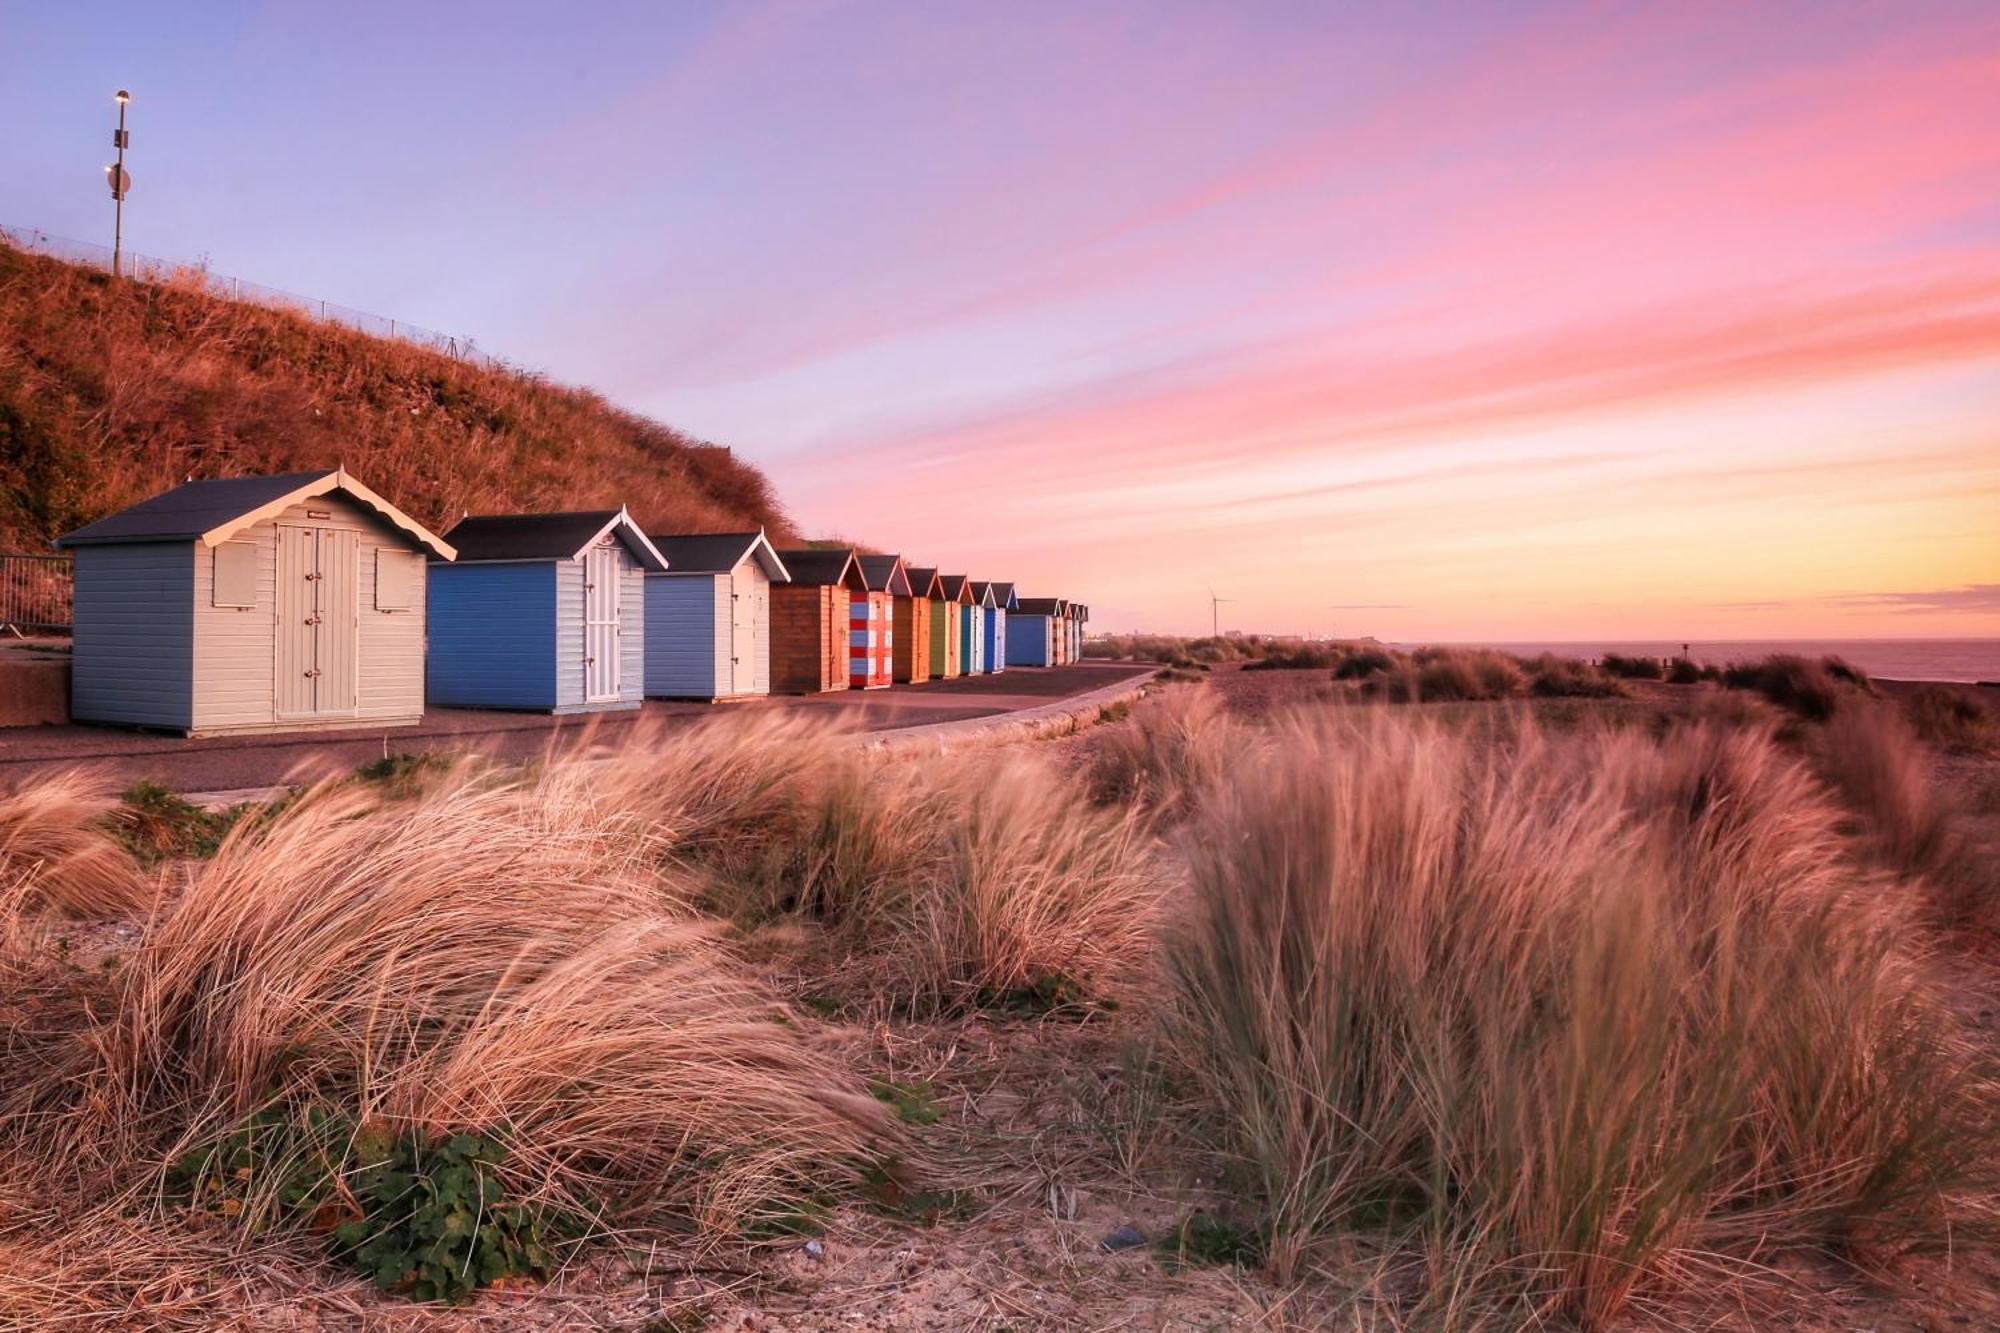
[4,1,1998,639]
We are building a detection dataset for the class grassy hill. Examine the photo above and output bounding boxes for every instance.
[0,241,797,550]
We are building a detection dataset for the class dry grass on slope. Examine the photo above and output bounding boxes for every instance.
[0,241,795,548]
[0,769,147,925]
[1161,706,1997,1324]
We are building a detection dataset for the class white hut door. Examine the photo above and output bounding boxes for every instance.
[728,565,756,696]
[584,543,621,701]
[274,525,359,718]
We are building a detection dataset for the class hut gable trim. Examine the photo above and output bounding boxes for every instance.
[990,582,1021,611]
[444,508,666,571]
[904,566,944,599]
[969,581,1000,608]
[57,467,454,559]
[937,575,974,604]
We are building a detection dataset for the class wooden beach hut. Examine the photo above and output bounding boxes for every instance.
[642,531,789,700]
[895,565,942,685]
[932,574,972,678]
[949,575,986,675]
[1006,597,1061,667]
[56,468,453,736]
[771,547,865,693]
[972,581,1015,675]
[852,555,909,690]
[428,509,665,714]
[1071,602,1089,660]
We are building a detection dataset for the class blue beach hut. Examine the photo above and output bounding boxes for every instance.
[428,508,666,713]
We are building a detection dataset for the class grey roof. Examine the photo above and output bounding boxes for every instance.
[647,532,753,572]
[937,574,972,602]
[57,468,454,557]
[1015,598,1063,616]
[776,547,863,588]
[856,554,912,596]
[444,510,667,570]
[904,566,944,598]
[991,581,1020,609]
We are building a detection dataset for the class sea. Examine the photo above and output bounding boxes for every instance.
[1404,640,2000,685]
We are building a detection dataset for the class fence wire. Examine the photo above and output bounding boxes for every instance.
[0,554,73,634]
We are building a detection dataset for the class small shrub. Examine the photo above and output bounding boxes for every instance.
[116,781,249,863]
[1088,686,1234,818]
[1722,654,1871,720]
[1332,648,1396,680]
[1600,653,1664,680]
[1525,653,1624,698]
[1901,685,1997,754]
[1666,658,1716,685]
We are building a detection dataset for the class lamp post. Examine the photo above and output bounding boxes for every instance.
[107,89,131,277]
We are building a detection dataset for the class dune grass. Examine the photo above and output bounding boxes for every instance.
[0,770,146,922]
[1160,706,1995,1321]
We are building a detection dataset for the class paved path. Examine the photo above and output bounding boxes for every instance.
[0,663,1153,793]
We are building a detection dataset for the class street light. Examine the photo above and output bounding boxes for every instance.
[107,89,131,277]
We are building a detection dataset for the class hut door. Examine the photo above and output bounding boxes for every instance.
[728,565,756,696]
[584,542,621,701]
[274,525,359,719]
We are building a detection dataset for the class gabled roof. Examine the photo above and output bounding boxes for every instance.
[936,574,974,604]
[903,566,944,599]
[968,581,999,608]
[776,547,866,590]
[856,553,913,596]
[648,530,789,581]
[444,508,667,570]
[990,581,1021,611]
[57,467,455,558]
[1015,597,1063,616]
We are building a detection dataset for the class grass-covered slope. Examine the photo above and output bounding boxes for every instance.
[0,241,796,549]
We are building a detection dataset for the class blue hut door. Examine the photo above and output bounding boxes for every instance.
[274,524,359,719]
[584,542,621,702]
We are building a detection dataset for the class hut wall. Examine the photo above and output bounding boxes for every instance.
[553,550,646,712]
[849,589,893,689]
[643,573,720,699]
[68,542,195,730]
[894,596,932,684]
[771,583,849,693]
[428,563,559,709]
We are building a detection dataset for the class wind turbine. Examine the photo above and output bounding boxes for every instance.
[1206,586,1234,638]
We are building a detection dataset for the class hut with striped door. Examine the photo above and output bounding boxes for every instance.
[55,468,453,736]
[895,565,942,684]
[971,581,1013,674]
[770,547,865,693]
[1006,597,1061,667]
[932,574,972,678]
[428,509,664,714]
[642,531,789,700]
[852,554,908,690]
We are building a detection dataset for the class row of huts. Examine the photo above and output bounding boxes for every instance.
[53,468,1091,736]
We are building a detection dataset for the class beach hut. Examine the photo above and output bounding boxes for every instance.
[55,468,453,736]
[894,565,942,685]
[948,575,986,675]
[1052,598,1074,664]
[1006,597,1061,667]
[771,547,865,693]
[643,531,790,700]
[428,509,664,714]
[1070,602,1088,660]
[973,581,1015,675]
[852,555,909,690]
[932,574,972,678]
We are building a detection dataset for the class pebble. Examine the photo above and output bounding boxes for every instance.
[1100,1224,1146,1253]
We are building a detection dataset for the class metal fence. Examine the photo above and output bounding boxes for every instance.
[1,223,502,369]
[0,554,74,635]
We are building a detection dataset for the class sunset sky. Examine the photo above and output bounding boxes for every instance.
[6,2,1997,638]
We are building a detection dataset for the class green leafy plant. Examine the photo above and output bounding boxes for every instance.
[869,1077,942,1125]
[171,1108,567,1305]
[1152,1211,1263,1271]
